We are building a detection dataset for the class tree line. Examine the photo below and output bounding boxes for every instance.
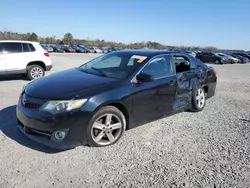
[0,30,244,52]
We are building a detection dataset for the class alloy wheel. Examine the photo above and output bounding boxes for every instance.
[196,88,205,109]
[30,67,43,79]
[91,113,123,146]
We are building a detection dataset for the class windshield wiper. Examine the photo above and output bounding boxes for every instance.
[91,67,108,77]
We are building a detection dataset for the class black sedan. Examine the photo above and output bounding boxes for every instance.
[17,50,217,149]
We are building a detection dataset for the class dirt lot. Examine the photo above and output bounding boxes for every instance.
[0,54,250,188]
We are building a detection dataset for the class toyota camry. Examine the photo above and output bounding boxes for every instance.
[17,50,217,149]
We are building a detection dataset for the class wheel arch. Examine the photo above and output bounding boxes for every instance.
[93,101,130,130]
[203,85,208,94]
[27,61,46,70]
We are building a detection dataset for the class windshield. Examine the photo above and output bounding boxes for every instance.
[78,53,147,79]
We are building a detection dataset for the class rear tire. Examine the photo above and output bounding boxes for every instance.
[27,65,45,80]
[191,86,206,112]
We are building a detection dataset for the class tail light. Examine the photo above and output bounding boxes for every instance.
[44,52,49,57]
[213,70,217,77]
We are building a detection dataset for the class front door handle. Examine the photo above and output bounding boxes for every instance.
[169,80,175,86]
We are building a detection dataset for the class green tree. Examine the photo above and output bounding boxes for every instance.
[63,32,74,45]
[56,39,62,44]
[27,32,38,41]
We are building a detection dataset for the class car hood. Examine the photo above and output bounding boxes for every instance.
[25,68,117,100]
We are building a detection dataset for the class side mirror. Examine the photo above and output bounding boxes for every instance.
[136,73,154,82]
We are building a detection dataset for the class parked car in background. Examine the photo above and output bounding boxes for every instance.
[230,54,249,64]
[86,47,95,53]
[76,45,90,53]
[216,53,239,64]
[213,53,230,64]
[0,40,52,80]
[51,45,65,53]
[88,47,102,53]
[107,47,121,53]
[40,45,48,52]
[196,52,228,64]
[71,45,85,53]
[231,52,250,61]
[46,46,54,53]
[63,46,76,53]
[94,47,103,53]
[184,51,196,57]
[100,47,108,53]
[17,50,217,149]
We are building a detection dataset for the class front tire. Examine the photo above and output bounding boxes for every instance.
[215,60,220,64]
[86,106,126,147]
[191,87,206,112]
[27,65,45,80]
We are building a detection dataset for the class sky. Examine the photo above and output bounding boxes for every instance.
[0,0,249,50]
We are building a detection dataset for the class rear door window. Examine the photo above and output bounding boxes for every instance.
[172,55,191,73]
[0,43,3,52]
[3,42,22,53]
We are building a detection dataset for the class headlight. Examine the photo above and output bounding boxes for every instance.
[40,99,87,114]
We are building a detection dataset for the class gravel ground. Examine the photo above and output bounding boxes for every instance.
[0,54,250,188]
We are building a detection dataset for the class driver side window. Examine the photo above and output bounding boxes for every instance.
[140,55,172,79]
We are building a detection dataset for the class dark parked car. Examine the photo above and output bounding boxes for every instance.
[71,46,85,53]
[77,45,91,53]
[17,50,217,149]
[196,52,228,64]
[230,54,249,63]
[107,47,120,53]
[63,46,76,53]
[40,45,48,52]
[51,45,65,53]
[232,53,250,61]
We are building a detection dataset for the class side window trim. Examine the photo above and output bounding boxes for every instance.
[21,43,24,52]
[0,43,2,53]
[22,43,31,52]
[27,43,31,51]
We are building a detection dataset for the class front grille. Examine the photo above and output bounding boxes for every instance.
[21,93,45,109]
[18,119,51,139]
[24,102,41,109]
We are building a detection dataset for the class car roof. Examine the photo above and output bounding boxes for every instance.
[112,49,189,57]
[0,40,39,44]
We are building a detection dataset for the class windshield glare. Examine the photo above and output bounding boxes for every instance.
[79,53,144,79]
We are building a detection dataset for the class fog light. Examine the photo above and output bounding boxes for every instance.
[52,129,69,141]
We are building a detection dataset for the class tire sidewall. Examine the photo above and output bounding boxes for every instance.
[27,65,45,80]
[191,86,206,112]
[86,106,126,147]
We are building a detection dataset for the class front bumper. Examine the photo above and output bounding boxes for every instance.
[16,99,92,150]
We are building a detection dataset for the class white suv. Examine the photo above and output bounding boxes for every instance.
[0,40,52,80]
